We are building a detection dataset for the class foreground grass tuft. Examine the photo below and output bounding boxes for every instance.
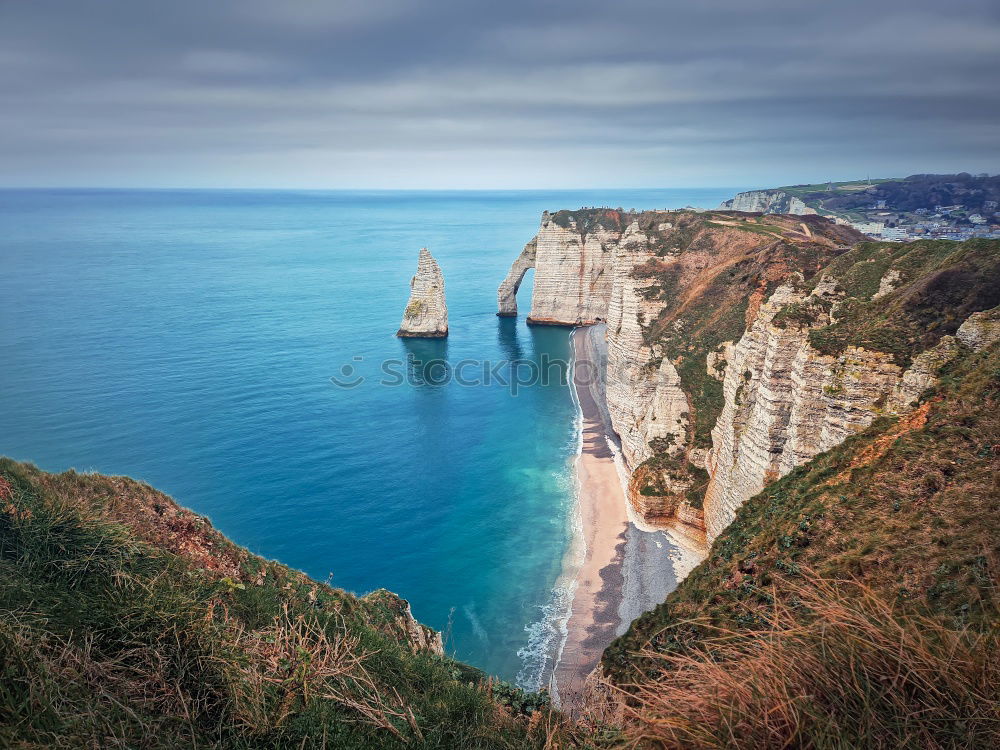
[618,575,1000,749]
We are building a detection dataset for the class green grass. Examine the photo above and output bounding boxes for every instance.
[774,177,898,199]
[548,208,625,233]
[0,461,579,749]
[807,239,1000,366]
[703,220,785,237]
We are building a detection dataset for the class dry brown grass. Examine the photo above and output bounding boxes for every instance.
[221,603,416,741]
[615,575,1000,750]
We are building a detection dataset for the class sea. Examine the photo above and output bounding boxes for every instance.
[0,187,738,687]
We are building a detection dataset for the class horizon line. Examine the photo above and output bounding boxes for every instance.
[0,184,755,192]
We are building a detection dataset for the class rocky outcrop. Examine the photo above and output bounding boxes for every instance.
[497,210,618,325]
[363,589,445,655]
[701,282,974,542]
[956,306,1000,352]
[872,268,902,299]
[397,248,448,338]
[719,190,816,215]
[497,238,536,316]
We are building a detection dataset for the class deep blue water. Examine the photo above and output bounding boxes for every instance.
[0,187,737,684]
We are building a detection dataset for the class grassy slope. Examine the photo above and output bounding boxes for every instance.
[0,461,571,749]
[807,238,1000,366]
[771,174,1000,218]
[604,340,999,740]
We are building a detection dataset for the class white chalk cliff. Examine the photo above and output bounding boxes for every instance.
[497,211,616,324]
[497,238,536,317]
[720,190,816,215]
[498,210,991,548]
[702,282,951,541]
[397,248,448,338]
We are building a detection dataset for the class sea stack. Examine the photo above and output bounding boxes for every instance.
[396,248,448,338]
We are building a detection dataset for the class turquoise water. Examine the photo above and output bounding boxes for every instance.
[0,188,737,685]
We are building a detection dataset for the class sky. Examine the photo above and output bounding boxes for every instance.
[1,0,998,189]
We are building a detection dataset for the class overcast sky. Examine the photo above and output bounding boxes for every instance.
[1,0,998,189]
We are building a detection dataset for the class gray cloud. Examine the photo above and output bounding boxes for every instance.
[1,0,997,187]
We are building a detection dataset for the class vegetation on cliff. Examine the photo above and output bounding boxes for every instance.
[603,340,1000,748]
[626,212,861,509]
[0,460,570,749]
[807,238,1000,366]
[630,228,997,530]
[776,173,1000,218]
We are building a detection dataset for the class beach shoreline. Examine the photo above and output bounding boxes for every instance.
[550,324,630,708]
[550,324,708,711]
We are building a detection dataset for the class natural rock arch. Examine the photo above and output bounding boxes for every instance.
[496,238,536,317]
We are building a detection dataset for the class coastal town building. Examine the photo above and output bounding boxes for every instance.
[850,221,885,235]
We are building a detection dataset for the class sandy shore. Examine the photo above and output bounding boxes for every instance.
[552,325,705,710]
[552,326,630,706]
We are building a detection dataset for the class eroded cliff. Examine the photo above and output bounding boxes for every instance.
[499,211,999,547]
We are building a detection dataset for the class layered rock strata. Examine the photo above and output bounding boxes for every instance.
[701,282,962,541]
[719,189,816,215]
[499,210,993,549]
[397,248,448,338]
[602,222,698,529]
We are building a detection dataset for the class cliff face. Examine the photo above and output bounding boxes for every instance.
[501,210,621,325]
[702,282,958,540]
[499,211,999,548]
[602,220,696,527]
[719,190,816,215]
[605,221,689,470]
[397,247,448,337]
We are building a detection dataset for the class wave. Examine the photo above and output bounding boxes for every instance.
[515,328,587,698]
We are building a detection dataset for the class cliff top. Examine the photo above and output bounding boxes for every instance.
[733,173,1000,218]
[0,458,569,748]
